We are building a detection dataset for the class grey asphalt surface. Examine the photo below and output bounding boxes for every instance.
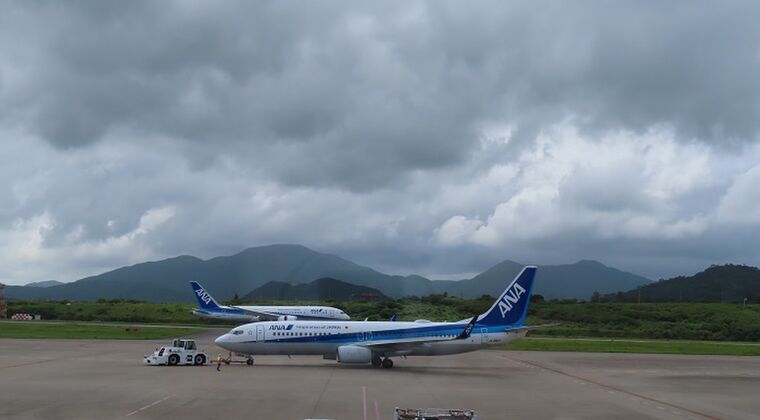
[1,329,758,419]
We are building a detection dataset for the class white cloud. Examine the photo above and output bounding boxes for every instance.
[433,125,749,249]
[717,165,760,225]
[434,215,483,246]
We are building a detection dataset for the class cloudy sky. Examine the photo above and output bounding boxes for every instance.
[2,1,760,285]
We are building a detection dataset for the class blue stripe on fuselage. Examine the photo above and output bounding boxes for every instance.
[243,322,507,345]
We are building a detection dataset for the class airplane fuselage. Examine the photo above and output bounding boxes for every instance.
[193,305,350,322]
[214,319,526,357]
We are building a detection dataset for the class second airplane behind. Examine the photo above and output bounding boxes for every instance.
[190,281,351,322]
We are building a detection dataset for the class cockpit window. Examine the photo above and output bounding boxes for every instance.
[232,330,244,335]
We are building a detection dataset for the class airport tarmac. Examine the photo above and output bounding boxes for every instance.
[1,329,759,420]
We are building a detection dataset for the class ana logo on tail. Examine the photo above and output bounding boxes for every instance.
[195,288,213,305]
[498,282,526,318]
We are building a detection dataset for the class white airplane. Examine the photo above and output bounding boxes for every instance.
[214,266,537,368]
[190,281,351,322]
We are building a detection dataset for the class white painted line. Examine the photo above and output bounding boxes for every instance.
[122,395,173,418]
[362,386,367,420]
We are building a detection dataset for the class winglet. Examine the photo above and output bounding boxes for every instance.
[390,313,398,322]
[456,315,478,340]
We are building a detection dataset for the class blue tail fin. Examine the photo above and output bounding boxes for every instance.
[190,281,222,310]
[477,266,537,326]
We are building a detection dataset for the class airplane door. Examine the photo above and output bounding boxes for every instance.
[480,328,489,344]
[256,325,264,341]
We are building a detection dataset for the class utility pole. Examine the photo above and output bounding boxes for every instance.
[0,283,6,319]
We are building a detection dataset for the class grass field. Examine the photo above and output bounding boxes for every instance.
[498,337,760,356]
[2,320,759,356]
[0,321,200,340]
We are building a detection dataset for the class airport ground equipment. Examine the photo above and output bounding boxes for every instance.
[218,353,256,366]
[394,407,479,420]
[143,339,208,366]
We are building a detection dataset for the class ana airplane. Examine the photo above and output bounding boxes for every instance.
[190,281,351,322]
[214,266,537,368]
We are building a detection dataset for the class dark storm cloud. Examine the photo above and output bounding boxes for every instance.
[3,1,759,191]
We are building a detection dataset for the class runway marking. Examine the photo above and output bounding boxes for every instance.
[362,386,367,420]
[120,395,173,419]
[0,358,58,369]
[310,364,336,417]
[505,356,721,420]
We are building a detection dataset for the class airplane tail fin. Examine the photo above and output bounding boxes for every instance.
[456,315,478,340]
[477,266,537,326]
[190,281,223,310]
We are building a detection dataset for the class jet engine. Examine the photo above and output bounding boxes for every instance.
[277,315,298,321]
[336,345,372,364]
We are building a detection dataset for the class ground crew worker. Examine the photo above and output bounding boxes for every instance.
[216,353,223,371]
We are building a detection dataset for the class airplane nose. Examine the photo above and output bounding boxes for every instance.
[214,334,227,346]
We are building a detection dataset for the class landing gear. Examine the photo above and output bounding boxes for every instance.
[371,356,382,367]
[381,358,394,369]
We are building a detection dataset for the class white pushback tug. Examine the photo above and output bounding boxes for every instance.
[143,339,208,366]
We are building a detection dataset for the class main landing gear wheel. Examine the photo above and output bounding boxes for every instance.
[381,358,394,369]
[246,358,254,366]
[194,354,206,365]
[371,356,382,367]
[168,354,180,366]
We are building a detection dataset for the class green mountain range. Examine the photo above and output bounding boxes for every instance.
[605,264,760,303]
[5,244,651,302]
[242,277,388,301]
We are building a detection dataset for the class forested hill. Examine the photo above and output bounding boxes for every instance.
[605,264,760,303]
[243,277,388,301]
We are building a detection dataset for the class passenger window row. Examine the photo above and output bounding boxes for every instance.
[272,332,334,337]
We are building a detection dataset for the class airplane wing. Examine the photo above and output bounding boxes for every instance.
[358,316,478,352]
[231,307,279,321]
[504,323,560,333]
